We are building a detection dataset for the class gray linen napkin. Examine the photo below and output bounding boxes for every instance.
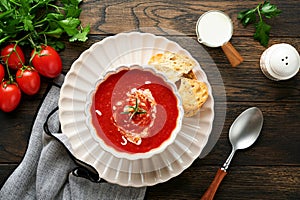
[0,74,146,200]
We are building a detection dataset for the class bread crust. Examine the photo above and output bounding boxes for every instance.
[178,77,208,117]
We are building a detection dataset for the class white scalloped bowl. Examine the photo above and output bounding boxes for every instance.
[85,65,184,160]
[59,32,215,186]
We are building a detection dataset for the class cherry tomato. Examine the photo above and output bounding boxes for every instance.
[0,64,4,81]
[0,81,22,112]
[16,68,41,95]
[1,44,25,70]
[31,45,62,78]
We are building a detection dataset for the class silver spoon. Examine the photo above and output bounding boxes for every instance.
[201,107,264,200]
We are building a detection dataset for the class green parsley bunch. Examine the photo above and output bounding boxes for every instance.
[238,1,281,47]
[0,0,90,50]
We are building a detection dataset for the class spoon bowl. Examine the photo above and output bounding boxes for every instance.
[230,107,263,151]
[201,107,263,200]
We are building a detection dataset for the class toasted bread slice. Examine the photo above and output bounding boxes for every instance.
[148,52,195,82]
[178,77,208,117]
[148,52,208,117]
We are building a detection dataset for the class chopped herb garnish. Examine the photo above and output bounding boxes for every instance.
[121,98,147,120]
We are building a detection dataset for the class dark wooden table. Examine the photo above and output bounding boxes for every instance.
[1,1,299,199]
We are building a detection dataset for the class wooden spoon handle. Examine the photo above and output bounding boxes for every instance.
[200,168,227,200]
[221,42,243,67]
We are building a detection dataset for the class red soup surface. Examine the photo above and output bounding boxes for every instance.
[91,67,180,153]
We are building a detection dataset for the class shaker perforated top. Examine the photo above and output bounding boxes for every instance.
[269,44,300,78]
[260,43,299,80]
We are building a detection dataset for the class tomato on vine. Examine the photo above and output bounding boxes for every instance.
[1,44,25,70]
[0,64,5,81]
[16,67,41,95]
[0,0,90,113]
[31,45,62,78]
[0,81,22,112]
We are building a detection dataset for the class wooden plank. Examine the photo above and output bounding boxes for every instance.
[79,0,300,37]
[146,165,300,199]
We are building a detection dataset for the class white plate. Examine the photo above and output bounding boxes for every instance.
[58,32,214,187]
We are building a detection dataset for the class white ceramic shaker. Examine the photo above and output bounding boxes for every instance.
[260,43,299,81]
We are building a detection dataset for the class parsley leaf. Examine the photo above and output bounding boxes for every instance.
[58,18,81,36]
[237,9,256,26]
[261,1,281,18]
[69,24,90,42]
[237,1,281,47]
[254,21,271,47]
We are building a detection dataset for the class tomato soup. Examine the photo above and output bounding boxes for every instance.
[90,67,180,153]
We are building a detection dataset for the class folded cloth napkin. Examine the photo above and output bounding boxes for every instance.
[0,74,146,200]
